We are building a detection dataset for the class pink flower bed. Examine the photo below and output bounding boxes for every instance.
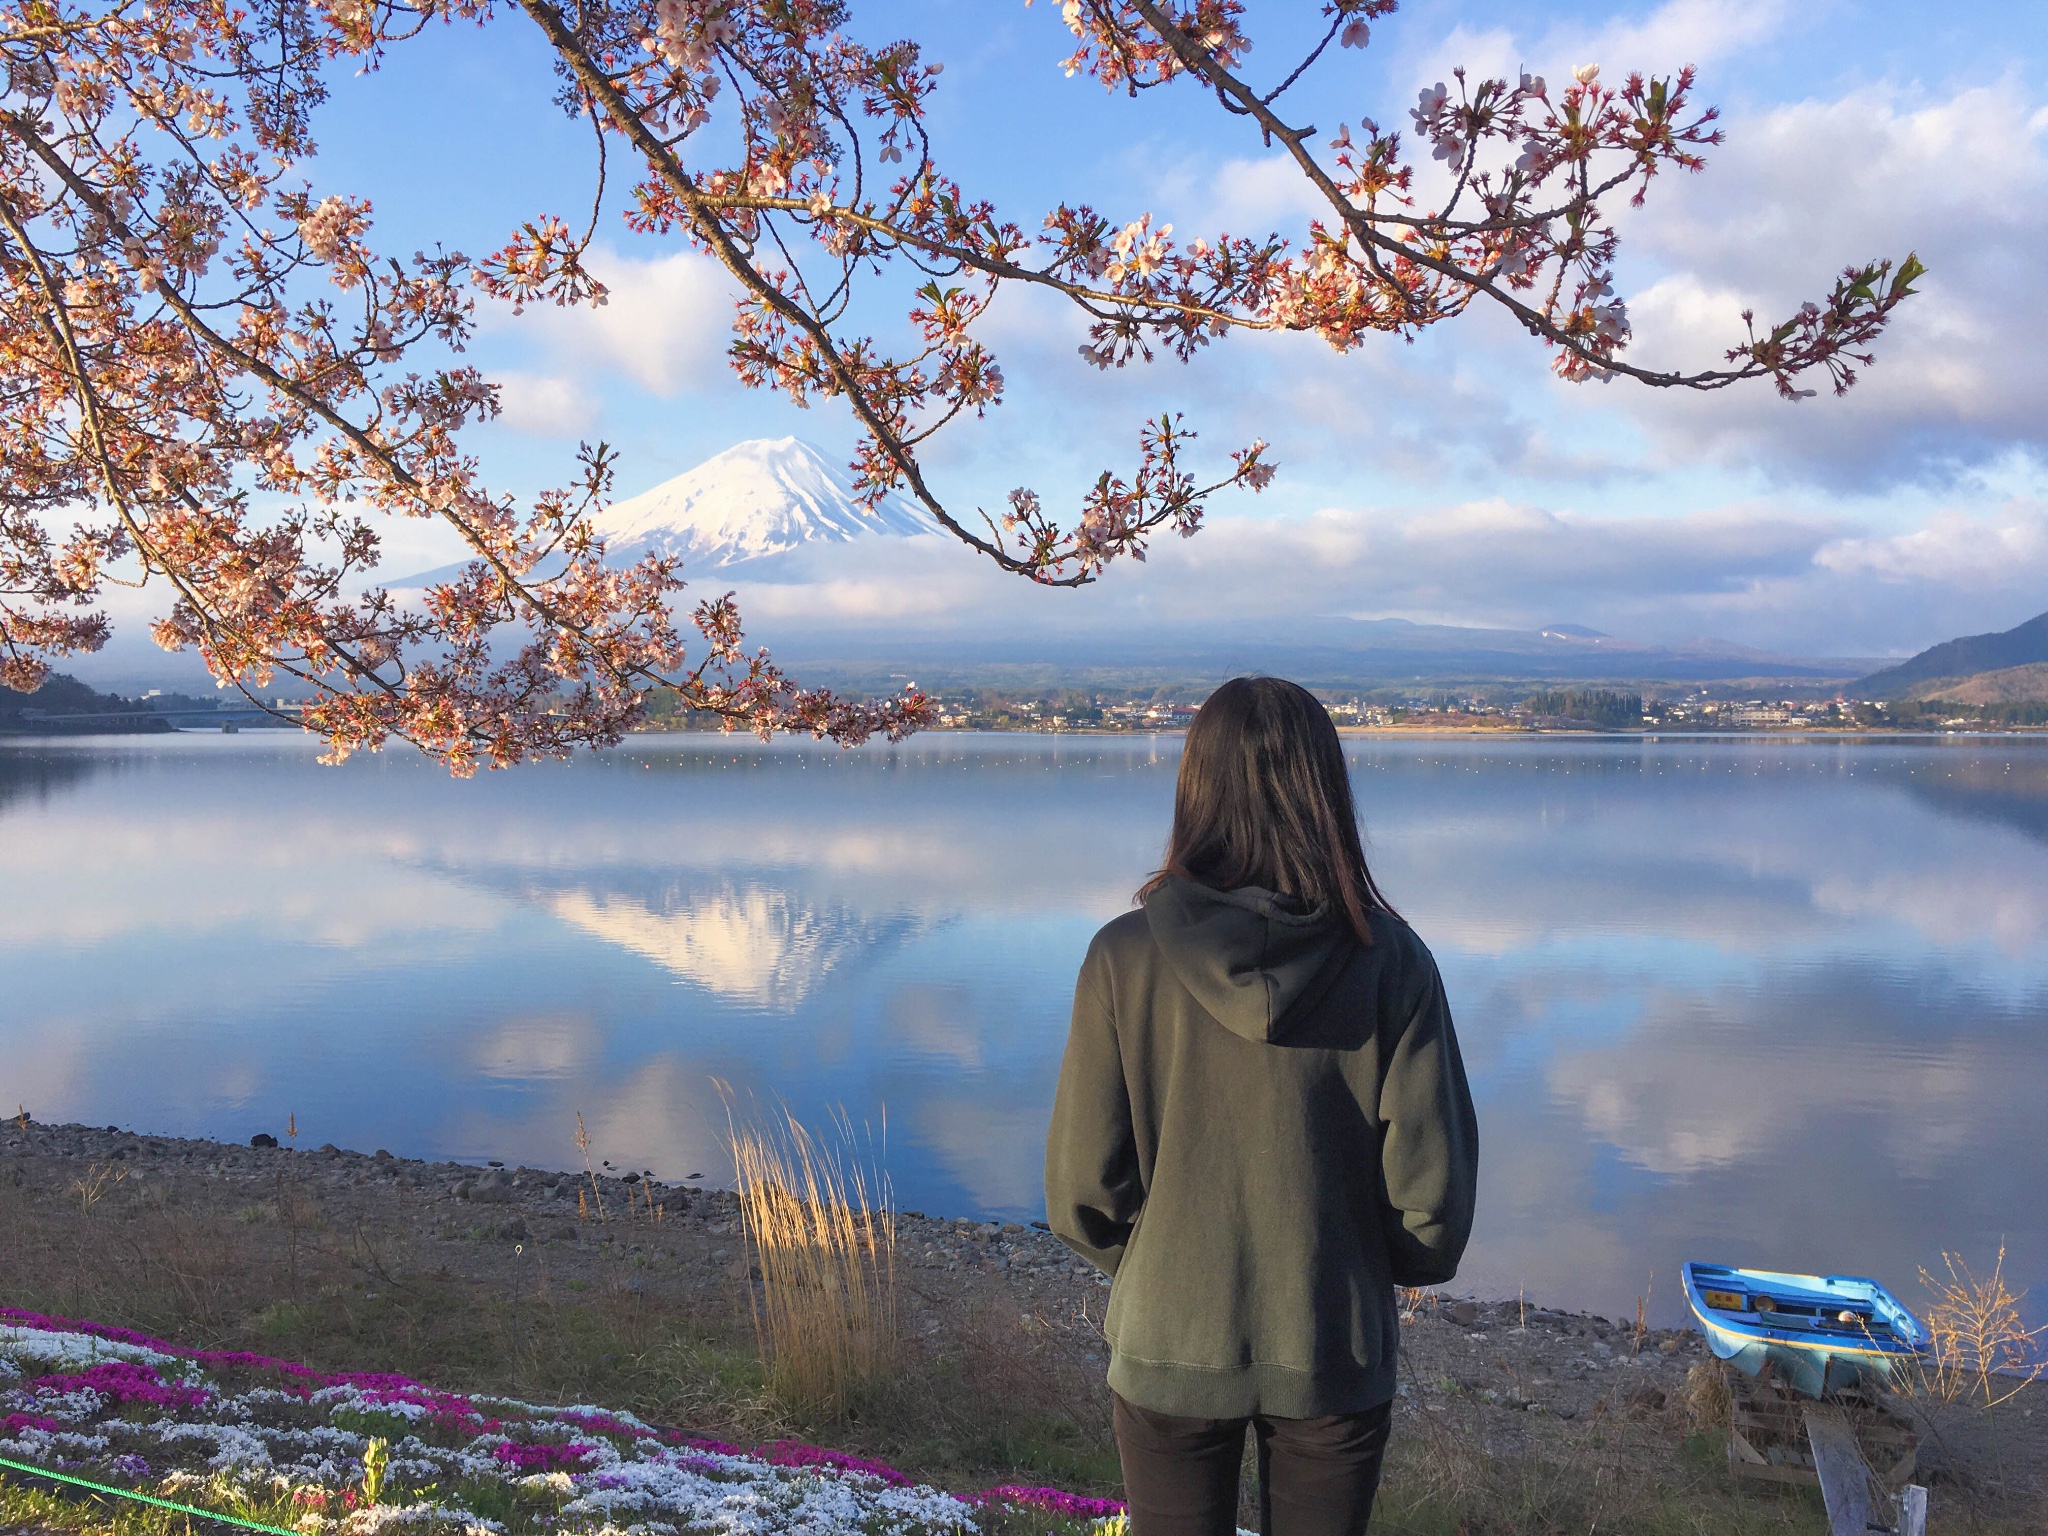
[0,1305,1128,1516]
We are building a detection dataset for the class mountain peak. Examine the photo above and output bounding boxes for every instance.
[592,437,928,568]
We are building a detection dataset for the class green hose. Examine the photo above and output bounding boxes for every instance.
[0,1452,304,1535]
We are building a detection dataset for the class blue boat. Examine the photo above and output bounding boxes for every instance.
[1681,1262,1930,1398]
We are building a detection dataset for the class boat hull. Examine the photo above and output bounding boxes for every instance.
[1682,1263,1928,1399]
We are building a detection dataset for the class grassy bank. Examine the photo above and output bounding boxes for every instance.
[2,1118,2041,1534]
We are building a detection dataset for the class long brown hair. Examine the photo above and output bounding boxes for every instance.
[1137,676,1396,944]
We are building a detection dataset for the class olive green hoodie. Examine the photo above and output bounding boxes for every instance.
[1044,877,1478,1419]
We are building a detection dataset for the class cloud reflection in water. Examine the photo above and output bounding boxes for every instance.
[1,733,2044,1323]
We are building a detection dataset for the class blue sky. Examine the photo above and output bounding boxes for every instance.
[282,0,2048,659]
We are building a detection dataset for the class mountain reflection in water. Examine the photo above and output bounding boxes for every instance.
[1,731,2044,1325]
[546,882,926,1009]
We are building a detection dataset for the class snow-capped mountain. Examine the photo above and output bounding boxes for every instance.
[591,436,928,568]
[384,437,927,588]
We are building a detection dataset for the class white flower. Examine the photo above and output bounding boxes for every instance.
[1339,18,1369,48]
[0,1328,175,1368]
[1409,81,1448,131]
[515,1472,575,1494]
[1572,63,1599,85]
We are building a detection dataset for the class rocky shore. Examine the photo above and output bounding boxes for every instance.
[6,1116,1113,1284]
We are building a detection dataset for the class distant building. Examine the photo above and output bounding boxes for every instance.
[1730,704,1791,727]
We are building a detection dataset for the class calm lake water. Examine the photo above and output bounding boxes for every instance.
[3,731,2045,1325]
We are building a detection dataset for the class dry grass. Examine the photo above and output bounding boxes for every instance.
[724,1094,898,1419]
[1395,1287,1437,1324]
[68,1162,127,1215]
[1908,1246,2047,1408]
[1681,1358,1733,1433]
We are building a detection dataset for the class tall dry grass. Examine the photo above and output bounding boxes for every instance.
[722,1091,897,1418]
[1910,1245,2047,1408]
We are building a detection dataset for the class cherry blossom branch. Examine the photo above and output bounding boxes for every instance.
[1093,0,1920,392]
[0,9,927,769]
[512,0,1274,587]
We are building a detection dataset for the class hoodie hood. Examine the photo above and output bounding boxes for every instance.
[1143,876,1354,1042]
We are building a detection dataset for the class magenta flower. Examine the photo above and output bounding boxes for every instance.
[490,1440,596,1472]
[32,1362,209,1412]
[969,1485,1128,1518]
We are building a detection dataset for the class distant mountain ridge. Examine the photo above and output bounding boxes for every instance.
[1854,610,2048,696]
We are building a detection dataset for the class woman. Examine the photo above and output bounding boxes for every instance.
[1045,677,1478,1536]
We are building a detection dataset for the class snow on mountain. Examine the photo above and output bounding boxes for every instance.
[382,437,928,589]
[590,436,928,568]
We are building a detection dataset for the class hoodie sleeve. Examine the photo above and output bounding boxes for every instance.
[1377,951,1479,1287]
[1045,939,1145,1276]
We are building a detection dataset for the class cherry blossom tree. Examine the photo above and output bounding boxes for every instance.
[0,0,1922,770]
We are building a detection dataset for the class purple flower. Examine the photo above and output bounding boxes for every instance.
[108,1453,152,1481]
[669,1433,746,1456]
[31,1362,209,1412]
[762,1441,913,1486]
[2,1411,65,1435]
[491,1441,595,1472]
[969,1486,1128,1518]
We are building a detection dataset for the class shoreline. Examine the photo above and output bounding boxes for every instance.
[5,1116,2045,1528]
[10,724,2048,745]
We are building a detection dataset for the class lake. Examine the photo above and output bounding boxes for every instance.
[3,730,2045,1326]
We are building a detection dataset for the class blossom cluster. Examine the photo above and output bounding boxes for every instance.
[0,1307,1125,1536]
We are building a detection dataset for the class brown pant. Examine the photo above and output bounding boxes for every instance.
[1111,1391,1393,1536]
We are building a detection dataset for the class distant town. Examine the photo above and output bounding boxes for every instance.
[642,684,2048,735]
[7,674,2048,739]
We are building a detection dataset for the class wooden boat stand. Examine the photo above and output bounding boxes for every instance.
[1722,1363,1929,1535]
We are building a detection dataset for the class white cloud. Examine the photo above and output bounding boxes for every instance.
[1404,0,1799,84]
[1816,500,2048,585]
[492,370,597,438]
[1603,78,2048,483]
[510,245,735,398]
